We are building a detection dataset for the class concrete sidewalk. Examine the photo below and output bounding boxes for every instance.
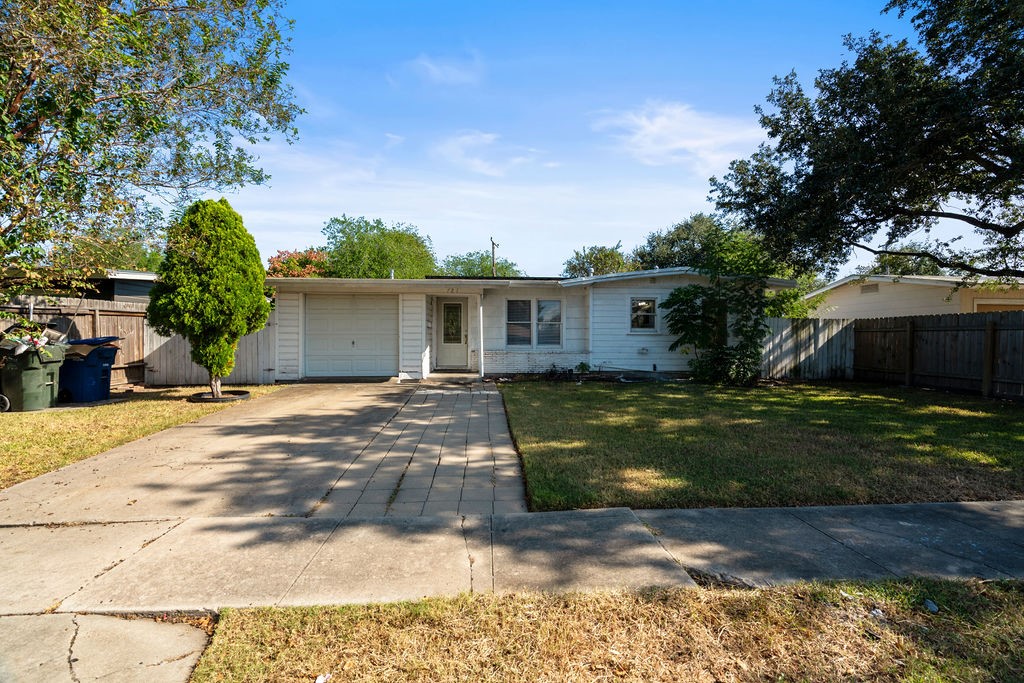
[4,502,1021,617]
[2,502,1023,681]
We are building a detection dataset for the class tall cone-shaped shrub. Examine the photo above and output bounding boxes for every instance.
[147,199,272,398]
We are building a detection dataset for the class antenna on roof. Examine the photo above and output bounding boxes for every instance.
[490,237,499,277]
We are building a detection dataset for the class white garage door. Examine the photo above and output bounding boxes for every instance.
[304,294,399,377]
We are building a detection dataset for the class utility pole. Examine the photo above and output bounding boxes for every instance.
[490,237,498,277]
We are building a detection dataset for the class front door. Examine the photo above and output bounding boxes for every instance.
[437,301,468,368]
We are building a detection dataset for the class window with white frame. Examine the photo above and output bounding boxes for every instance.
[536,299,562,345]
[630,297,657,331]
[506,299,532,345]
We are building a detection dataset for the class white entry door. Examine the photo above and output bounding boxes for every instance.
[436,300,468,368]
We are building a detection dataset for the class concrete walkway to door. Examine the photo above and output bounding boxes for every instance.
[312,387,528,518]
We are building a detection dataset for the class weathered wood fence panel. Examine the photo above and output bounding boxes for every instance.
[143,309,277,386]
[5,296,276,387]
[853,311,1024,399]
[3,297,147,385]
[761,318,855,380]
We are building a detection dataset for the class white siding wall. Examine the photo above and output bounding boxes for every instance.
[467,297,481,372]
[275,292,302,380]
[424,295,434,375]
[589,279,694,373]
[399,293,427,380]
[814,282,961,318]
[481,286,588,374]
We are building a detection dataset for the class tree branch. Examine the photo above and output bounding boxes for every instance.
[851,242,1023,278]
[888,206,1022,237]
[5,57,41,119]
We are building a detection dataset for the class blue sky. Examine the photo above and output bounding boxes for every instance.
[225,1,915,276]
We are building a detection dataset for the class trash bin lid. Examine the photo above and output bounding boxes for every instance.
[67,336,121,346]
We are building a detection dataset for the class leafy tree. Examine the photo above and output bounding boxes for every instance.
[630,214,726,271]
[439,250,523,277]
[562,242,630,278]
[632,214,821,317]
[660,263,769,387]
[49,225,164,273]
[856,240,947,276]
[147,199,272,399]
[267,248,329,277]
[321,215,436,278]
[1,0,299,313]
[711,0,1024,281]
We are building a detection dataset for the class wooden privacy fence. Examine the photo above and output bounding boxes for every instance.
[761,317,854,380]
[762,312,1024,400]
[2,297,147,386]
[854,311,1024,399]
[3,296,274,387]
[143,309,277,386]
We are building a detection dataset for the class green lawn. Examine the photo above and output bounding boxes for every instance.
[0,385,282,489]
[500,381,1024,510]
[191,579,1024,682]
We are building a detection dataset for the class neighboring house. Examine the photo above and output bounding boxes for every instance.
[807,274,1024,319]
[85,270,158,303]
[144,267,794,384]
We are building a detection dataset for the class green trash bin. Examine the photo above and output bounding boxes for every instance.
[0,345,66,412]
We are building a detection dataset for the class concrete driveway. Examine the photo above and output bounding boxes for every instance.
[0,382,526,525]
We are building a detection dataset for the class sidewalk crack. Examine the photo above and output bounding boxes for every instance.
[276,519,344,606]
[67,615,82,683]
[784,510,902,578]
[459,515,475,593]
[58,519,186,608]
[792,511,1014,578]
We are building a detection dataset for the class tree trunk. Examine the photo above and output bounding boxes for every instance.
[209,375,222,399]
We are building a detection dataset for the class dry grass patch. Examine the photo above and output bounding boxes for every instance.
[0,385,282,488]
[501,381,1024,510]
[191,580,1024,682]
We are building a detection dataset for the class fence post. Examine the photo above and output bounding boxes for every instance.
[982,320,997,398]
[904,319,915,386]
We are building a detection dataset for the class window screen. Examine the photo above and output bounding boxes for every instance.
[506,299,531,345]
[536,300,562,345]
[631,298,657,330]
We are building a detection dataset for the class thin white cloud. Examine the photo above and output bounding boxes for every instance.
[408,51,485,86]
[384,133,405,148]
[434,131,532,177]
[227,160,710,276]
[594,101,763,174]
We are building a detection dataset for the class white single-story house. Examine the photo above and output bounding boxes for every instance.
[143,267,794,385]
[807,274,1024,319]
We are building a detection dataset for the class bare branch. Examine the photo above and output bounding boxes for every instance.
[851,242,1023,278]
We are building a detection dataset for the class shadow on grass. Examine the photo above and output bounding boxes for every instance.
[502,381,1024,510]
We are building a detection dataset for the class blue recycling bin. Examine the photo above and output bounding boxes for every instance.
[58,343,119,403]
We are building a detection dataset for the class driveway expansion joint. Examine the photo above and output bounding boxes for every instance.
[785,508,899,578]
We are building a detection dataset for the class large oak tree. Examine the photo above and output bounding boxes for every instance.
[711,0,1024,281]
[1,0,300,307]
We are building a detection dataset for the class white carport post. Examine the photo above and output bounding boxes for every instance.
[478,292,485,378]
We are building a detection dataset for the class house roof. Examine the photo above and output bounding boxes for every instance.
[559,266,796,290]
[267,276,562,295]
[805,274,1017,299]
[103,270,158,282]
[267,267,798,292]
